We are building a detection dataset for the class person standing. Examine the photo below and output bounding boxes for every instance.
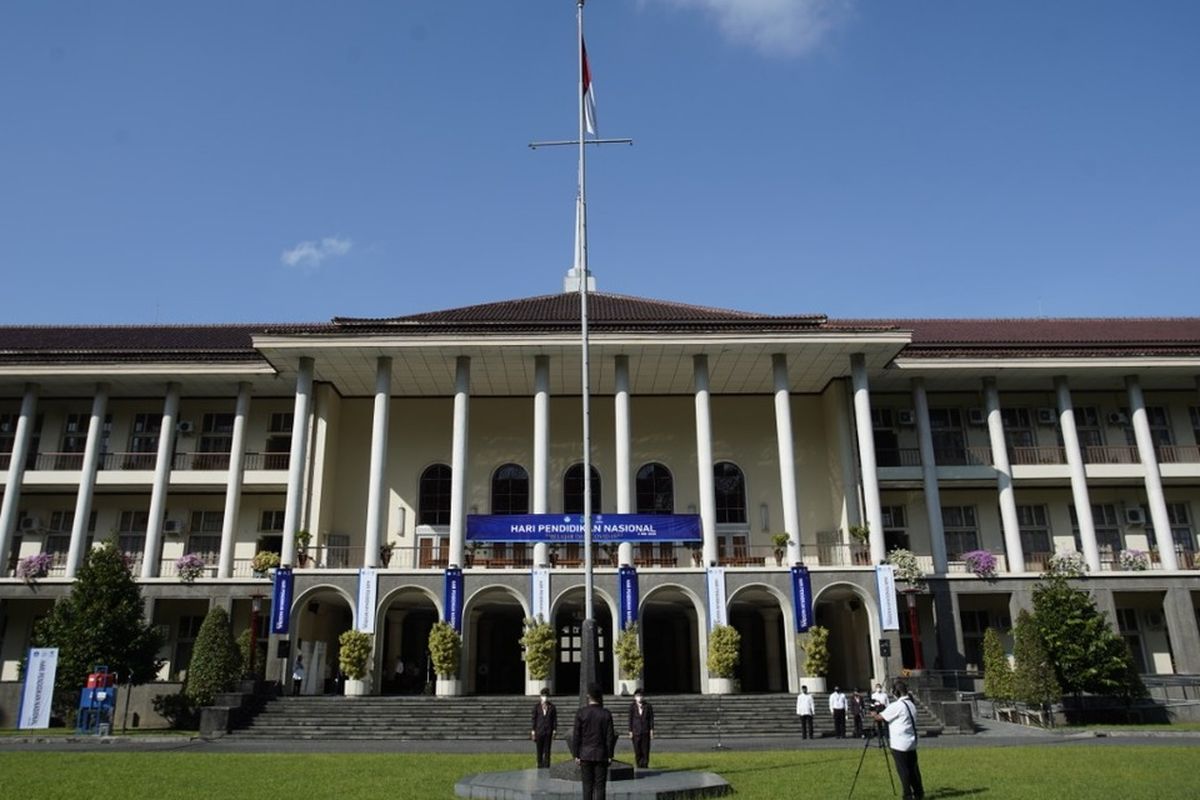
[291,654,305,696]
[795,685,815,740]
[531,687,558,769]
[871,684,891,739]
[829,685,847,738]
[572,683,618,800]
[872,681,925,800]
[850,689,865,738]
[627,688,655,768]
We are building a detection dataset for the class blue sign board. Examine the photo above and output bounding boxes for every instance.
[467,513,702,543]
[444,567,464,632]
[618,566,639,630]
[271,567,293,635]
[791,565,813,633]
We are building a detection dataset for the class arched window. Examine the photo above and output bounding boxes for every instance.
[563,464,602,514]
[713,461,747,524]
[418,464,452,526]
[491,463,530,515]
[635,462,674,515]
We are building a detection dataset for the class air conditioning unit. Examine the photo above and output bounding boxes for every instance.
[896,409,916,427]
[967,407,987,426]
[1108,411,1129,426]
[1036,407,1058,426]
[163,519,186,535]
[176,421,196,435]
[1124,507,1146,526]
[19,516,42,532]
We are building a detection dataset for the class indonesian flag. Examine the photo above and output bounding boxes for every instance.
[582,39,597,135]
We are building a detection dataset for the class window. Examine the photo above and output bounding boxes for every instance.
[418,464,452,526]
[872,408,901,467]
[118,510,150,563]
[491,463,529,515]
[1115,608,1147,674]
[127,413,162,468]
[1016,505,1052,560]
[563,464,601,515]
[265,412,293,469]
[635,463,674,515]
[882,505,909,551]
[713,462,747,524]
[0,413,42,470]
[259,510,285,532]
[1167,503,1195,553]
[1001,408,1036,451]
[929,408,967,465]
[1066,407,1105,461]
[1070,504,1122,555]
[58,413,111,468]
[1122,406,1173,449]
[326,533,351,568]
[44,511,96,566]
[941,505,979,560]
[172,615,206,681]
[959,609,991,671]
[187,511,224,564]
[195,413,234,469]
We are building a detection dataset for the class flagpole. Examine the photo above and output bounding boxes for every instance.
[577,0,596,634]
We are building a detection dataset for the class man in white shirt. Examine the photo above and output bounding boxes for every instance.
[828,685,847,738]
[795,685,815,740]
[871,684,890,738]
[873,681,924,800]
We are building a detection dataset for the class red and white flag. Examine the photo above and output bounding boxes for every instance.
[582,39,597,135]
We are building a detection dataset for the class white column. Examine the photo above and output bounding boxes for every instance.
[772,355,801,565]
[0,384,38,570]
[614,355,633,566]
[142,383,181,578]
[1055,376,1100,572]
[850,355,886,564]
[364,357,393,569]
[984,378,1024,573]
[218,382,251,578]
[448,356,471,569]
[694,355,718,567]
[281,357,314,568]
[1126,375,1177,571]
[913,378,947,573]
[66,383,109,578]
[532,356,550,567]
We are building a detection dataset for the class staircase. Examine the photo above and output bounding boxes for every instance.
[230,693,946,741]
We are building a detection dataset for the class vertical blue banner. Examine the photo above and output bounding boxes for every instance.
[618,566,639,631]
[444,567,464,632]
[271,567,294,635]
[791,565,813,633]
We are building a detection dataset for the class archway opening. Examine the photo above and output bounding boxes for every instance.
[552,592,614,696]
[467,587,525,695]
[641,587,701,694]
[380,588,439,694]
[729,587,788,692]
[815,585,872,691]
[294,588,353,695]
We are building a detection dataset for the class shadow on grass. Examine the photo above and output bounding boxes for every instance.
[926,788,989,798]
[666,754,861,776]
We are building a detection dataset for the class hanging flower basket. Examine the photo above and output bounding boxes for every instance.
[1117,549,1149,571]
[1044,550,1087,578]
[16,552,53,582]
[175,553,206,583]
[886,547,925,586]
[251,551,280,577]
[962,549,998,580]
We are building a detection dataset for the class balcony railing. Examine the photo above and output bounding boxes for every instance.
[877,448,921,467]
[1083,445,1139,464]
[932,446,993,466]
[34,452,85,470]
[244,452,290,470]
[1156,444,1200,464]
[1009,446,1066,465]
[101,452,158,470]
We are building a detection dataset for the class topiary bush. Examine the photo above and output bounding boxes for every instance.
[338,630,373,680]
[184,606,241,708]
[520,616,555,681]
[799,625,830,678]
[615,623,644,680]
[1012,608,1061,708]
[982,627,1014,702]
[707,624,741,679]
[428,621,462,679]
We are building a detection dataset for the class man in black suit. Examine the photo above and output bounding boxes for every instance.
[627,687,655,768]
[571,683,617,799]
[530,687,558,768]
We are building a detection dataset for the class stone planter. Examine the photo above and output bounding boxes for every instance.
[526,678,550,697]
[344,678,371,696]
[618,678,640,697]
[708,677,736,695]
[800,676,826,693]
[436,677,463,697]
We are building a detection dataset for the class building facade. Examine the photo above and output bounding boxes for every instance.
[2,292,1199,713]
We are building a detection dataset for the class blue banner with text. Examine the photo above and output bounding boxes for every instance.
[618,566,639,630]
[271,567,294,635]
[444,567,464,632]
[791,565,813,633]
[467,513,701,543]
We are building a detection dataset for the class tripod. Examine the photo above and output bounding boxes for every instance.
[847,727,895,799]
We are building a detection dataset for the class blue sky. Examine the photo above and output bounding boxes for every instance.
[1,1,1197,324]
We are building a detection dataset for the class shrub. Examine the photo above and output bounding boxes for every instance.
[615,623,644,679]
[1011,609,1060,707]
[707,624,740,679]
[237,628,265,679]
[982,627,1013,702]
[963,550,998,580]
[184,606,241,707]
[799,626,830,678]
[520,616,555,681]
[887,548,925,585]
[428,621,462,678]
[338,630,373,680]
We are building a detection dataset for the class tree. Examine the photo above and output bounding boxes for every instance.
[1032,575,1145,699]
[29,540,164,718]
[1011,609,1060,707]
[184,606,241,707]
[707,624,741,679]
[982,627,1014,703]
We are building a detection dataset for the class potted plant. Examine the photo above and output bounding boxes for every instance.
[251,551,280,577]
[690,545,703,568]
[520,616,555,695]
[963,549,998,580]
[706,624,741,694]
[428,620,463,696]
[771,533,792,567]
[338,630,373,695]
[1044,550,1086,578]
[848,524,870,564]
[175,553,206,584]
[16,552,53,583]
[798,625,830,693]
[615,623,644,696]
[294,530,312,567]
[887,547,925,586]
[379,541,396,568]
[1117,549,1149,571]
[465,541,481,568]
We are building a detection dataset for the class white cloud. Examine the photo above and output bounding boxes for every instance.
[648,0,851,58]
[280,236,353,270]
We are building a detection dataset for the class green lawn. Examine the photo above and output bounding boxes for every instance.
[0,747,1197,799]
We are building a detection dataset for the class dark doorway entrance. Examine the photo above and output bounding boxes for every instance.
[729,589,788,692]
[553,596,614,696]
[468,589,525,694]
[641,588,700,693]
[815,586,872,690]
[380,589,439,694]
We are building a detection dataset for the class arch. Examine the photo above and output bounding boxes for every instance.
[548,586,619,695]
[462,583,530,694]
[812,581,880,691]
[635,462,674,515]
[491,463,530,515]
[639,582,708,693]
[563,463,602,514]
[289,583,355,696]
[418,463,452,526]
[376,584,442,695]
[713,461,748,525]
[727,581,794,692]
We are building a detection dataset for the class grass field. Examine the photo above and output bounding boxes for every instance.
[1,746,1198,799]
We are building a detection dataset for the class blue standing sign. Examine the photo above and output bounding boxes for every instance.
[271,567,294,635]
[791,565,813,633]
[618,566,639,631]
[444,567,464,632]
